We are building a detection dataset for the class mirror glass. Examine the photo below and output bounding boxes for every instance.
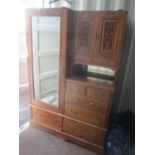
[31,16,60,107]
[87,65,115,76]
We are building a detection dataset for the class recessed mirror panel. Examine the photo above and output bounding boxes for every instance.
[31,16,60,107]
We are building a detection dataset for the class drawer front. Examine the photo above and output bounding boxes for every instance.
[66,95,109,114]
[86,87,111,101]
[63,119,106,145]
[65,104,105,128]
[32,108,62,129]
[66,82,85,96]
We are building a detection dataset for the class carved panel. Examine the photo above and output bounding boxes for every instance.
[79,21,89,47]
[102,21,116,50]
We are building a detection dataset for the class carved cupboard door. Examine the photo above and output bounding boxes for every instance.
[93,12,127,68]
[73,12,96,64]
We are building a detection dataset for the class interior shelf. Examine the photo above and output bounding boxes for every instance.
[66,75,115,91]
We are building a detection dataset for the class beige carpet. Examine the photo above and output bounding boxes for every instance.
[19,127,98,155]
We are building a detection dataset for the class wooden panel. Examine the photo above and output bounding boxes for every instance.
[66,94,109,114]
[73,12,96,61]
[63,119,106,145]
[86,86,111,101]
[72,11,127,68]
[94,11,127,68]
[65,104,106,128]
[97,19,117,57]
[32,108,62,129]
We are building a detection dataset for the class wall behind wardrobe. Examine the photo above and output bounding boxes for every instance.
[70,0,135,113]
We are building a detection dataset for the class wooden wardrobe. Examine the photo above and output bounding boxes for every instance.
[26,7,127,153]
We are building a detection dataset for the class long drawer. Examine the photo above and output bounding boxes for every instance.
[66,94,109,114]
[66,81,112,102]
[63,118,106,145]
[32,108,62,129]
[86,86,111,102]
[65,104,106,128]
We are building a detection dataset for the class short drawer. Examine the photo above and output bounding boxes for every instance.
[63,119,106,145]
[32,108,62,129]
[86,87,111,101]
[66,82,85,96]
[65,104,106,128]
[66,95,109,114]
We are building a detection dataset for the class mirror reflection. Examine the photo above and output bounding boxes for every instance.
[32,16,60,107]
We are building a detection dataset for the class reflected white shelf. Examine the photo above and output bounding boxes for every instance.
[38,49,59,57]
[41,95,58,106]
[41,88,58,95]
[37,24,60,32]
[40,71,58,80]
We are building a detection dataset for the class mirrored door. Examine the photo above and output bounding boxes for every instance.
[31,16,61,107]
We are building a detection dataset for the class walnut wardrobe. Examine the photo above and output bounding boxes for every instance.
[26,8,127,153]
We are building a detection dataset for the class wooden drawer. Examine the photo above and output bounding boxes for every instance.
[63,119,106,145]
[32,108,62,129]
[65,104,106,128]
[66,95,109,114]
[66,82,85,96]
[86,87,111,101]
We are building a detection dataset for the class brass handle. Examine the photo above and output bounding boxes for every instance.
[71,110,79,115]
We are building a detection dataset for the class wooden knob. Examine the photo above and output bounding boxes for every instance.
[51,118,58,123]
[89,102,93,105]
[90,133,96,138]
[68,125,76,131]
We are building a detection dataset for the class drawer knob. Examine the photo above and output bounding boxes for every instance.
[51,118,58,123]
[71,110,79,115]
[95,119,102,125]
[67,125,76,131]
[89,102,93,105]
[90,133,97,138]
